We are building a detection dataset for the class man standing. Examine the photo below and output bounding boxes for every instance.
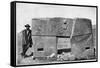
[21,24,33,58]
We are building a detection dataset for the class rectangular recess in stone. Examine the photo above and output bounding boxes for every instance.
[57,37,71,49]
[32,36,57,57]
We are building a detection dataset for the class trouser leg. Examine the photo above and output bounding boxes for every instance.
[22,45,28,57]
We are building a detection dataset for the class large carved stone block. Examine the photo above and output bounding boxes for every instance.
[32,36,57,58]
[73,18,92,36]
[71,33,94,59]
[32,18,73,36]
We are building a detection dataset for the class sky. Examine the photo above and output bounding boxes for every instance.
[16,3,96,33]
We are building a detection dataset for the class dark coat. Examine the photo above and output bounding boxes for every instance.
[22,29,33,47]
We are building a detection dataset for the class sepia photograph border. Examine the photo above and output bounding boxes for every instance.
[10,1,98,67]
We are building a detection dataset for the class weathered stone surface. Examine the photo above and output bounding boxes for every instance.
[32,19,48,35]
[32,18,92,36]
[57,38,71,49]
[32,36,57,57]
[71,33,94,59]
[81,49,95,59]
[32,17,94,59]
[32,18,73,36]
[73,18,92,36]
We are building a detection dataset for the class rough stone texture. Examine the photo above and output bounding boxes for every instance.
[32,19,48,35]
[32,36,57,58]
[31,17,94,59]
[32,18,73,36]
[57,38,71,49]
[71,33,94,59]
[81,49,95,59]
[32,18,92,36]
[73,18,92,36]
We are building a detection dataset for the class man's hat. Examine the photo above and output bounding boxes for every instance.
[25,24,30,27]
